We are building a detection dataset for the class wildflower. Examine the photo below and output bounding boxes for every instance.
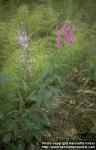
[17,23,29,49]
[17,23,32,80]
[17,31,29,49]
[56,20,75,48]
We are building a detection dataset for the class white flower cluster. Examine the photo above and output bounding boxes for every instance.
[17,31,29,49]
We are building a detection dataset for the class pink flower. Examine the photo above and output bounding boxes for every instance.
[56,21,74,48]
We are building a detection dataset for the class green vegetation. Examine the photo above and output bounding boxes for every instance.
[0,0,96,149]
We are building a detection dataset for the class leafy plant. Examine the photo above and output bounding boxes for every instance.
[0,22,63,149]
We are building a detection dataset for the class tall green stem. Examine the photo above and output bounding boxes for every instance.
[51,48,64,74]
[23,48,31,82]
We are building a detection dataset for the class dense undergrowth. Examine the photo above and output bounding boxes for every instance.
[0,0,96,149]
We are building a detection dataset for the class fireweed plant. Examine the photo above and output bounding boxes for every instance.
[56,19,74,48]
[50,19,75,74]
[56,19,74,62]
[53,20,96,138]
[17,23,32,81]
[12,23,61,147]
[0,21,78,149]
[50,20,78,136]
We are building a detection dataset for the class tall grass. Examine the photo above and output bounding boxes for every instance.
[0,1,95,91]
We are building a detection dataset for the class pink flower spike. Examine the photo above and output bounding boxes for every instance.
[55,20,75,48]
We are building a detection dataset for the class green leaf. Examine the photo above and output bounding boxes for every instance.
[41,113,50,126]
[26,91,36,101]
[32,95,42,109]
[89,103,96,109]
[0,111,4,120]
[90,126,96,134]
[44,89,53,99]
[7,110,19,117]
[0,92,15,100]
[83,90,96,96]
[0,75,11,84]
[38,82,49,93]
[41,71,50,79]
[48,86,61,96]
[22,80,28,91]
[52,74,64,86]
[6,121,16,130]
[33,89,52,104]
[33,131,41,142]
[3,134,11,144]
[44,101,56,111]
[18,144,25,150]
